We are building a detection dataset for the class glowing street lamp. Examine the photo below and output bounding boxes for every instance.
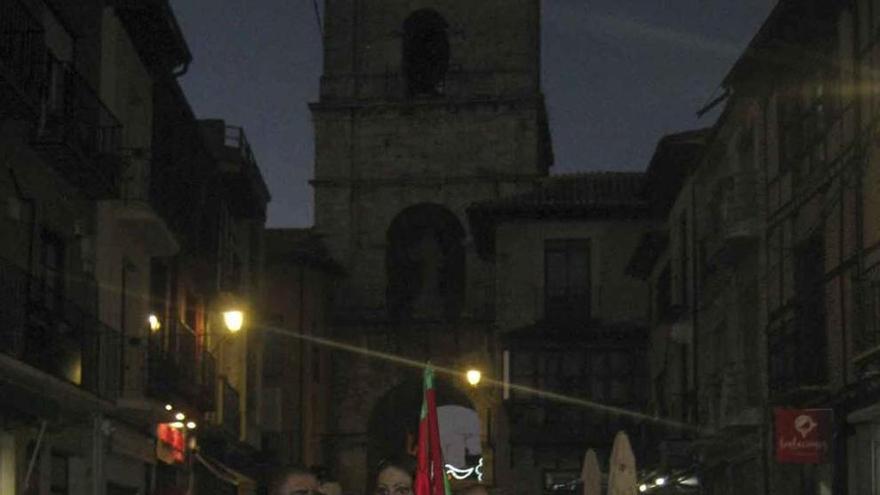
[223,310,244,333]
[148,314,161,332]
[466,369,482,387]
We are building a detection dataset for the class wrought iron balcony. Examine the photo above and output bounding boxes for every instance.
[703,172,760,266]
[0,0,45,119]
[0,257,122,400]
[147,319,216,411]
[853,272,880,377]
[31,53,123,198]
[199,120,270,219]
[768,319,828,398]
[108,0,192,75]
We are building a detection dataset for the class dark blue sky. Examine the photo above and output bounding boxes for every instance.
[171,0,775,227]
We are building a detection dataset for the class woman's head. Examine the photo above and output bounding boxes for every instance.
[374,456,415,495]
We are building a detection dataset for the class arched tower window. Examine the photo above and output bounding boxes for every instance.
[402,9,450,96]
[386,204,465,321]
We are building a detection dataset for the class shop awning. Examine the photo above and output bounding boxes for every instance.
[194,453,256,495]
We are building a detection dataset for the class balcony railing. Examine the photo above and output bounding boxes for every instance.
[31,53,123,198]
[853,269,880,375]
[0,257,122,400]
[224,125,256,168]
[769,319,828,397]
[147,320,216,410]
[120,153,150,203]
[703,172,760,265]
[320,70,535,101]
[0,0,45,118]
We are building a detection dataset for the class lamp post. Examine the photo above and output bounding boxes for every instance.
[208,309,246,353]
[466,369,482,387]
[222,310,244,333]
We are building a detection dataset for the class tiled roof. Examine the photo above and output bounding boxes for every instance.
[467,172,651,259]
[644,129,710,215]
[470,172,649,216]
[265,228,345,275]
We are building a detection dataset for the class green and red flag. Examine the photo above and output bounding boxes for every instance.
[414,366,452,495]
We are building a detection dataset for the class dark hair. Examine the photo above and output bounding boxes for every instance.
[268,465,318,495]
[371,454,416,492]
[377,455,416,477]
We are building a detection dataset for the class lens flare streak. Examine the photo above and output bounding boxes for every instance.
[263,324,701,433]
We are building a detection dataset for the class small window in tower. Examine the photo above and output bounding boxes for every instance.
[402,9,450,96]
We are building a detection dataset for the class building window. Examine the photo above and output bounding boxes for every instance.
[403,9,450,96]
[50,453,69,495]
[184,291,198,331]
[793,235,827,378]
[777,78,831,178]
[509,349,634,406]
[770,235,828,393]
[655,264,671,322]
[737,125,755,171]
[38,230,65,311]
[859,277,880,352]
[544,239,591,321]
[678,213,689,307]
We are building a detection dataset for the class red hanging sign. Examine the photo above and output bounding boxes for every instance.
[156,424,186,464]
[774,408,833,464]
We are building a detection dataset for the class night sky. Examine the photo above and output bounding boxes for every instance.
[171,0,775,228]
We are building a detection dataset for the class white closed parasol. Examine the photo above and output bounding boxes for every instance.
[606,431,637,495]
[581,449,602,495]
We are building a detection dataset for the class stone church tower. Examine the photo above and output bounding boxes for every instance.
[310,1,552,490]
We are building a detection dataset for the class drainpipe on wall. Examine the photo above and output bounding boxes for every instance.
[92,414,105,495]
[22,420,47,495]
[690,181,699,429]
[7,167,37,296]
[298,265,307,464]
[760,94,772,495]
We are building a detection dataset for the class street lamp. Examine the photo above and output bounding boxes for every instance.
[148,314,161,332]
[223,310,244,333]
[466,369,482,387]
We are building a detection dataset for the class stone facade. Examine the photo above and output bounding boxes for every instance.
[629,1,880,493]
[487,205,655,494]
[0,1,270,494]
[262,229,342,472]
[311,1,550,492]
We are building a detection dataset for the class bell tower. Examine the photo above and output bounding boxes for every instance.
[310,0,552,489]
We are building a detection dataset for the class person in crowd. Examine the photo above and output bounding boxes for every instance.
[269,465,322,495]
[311,465,343,495]
[319,481,342,495]
[374,456,416,495]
